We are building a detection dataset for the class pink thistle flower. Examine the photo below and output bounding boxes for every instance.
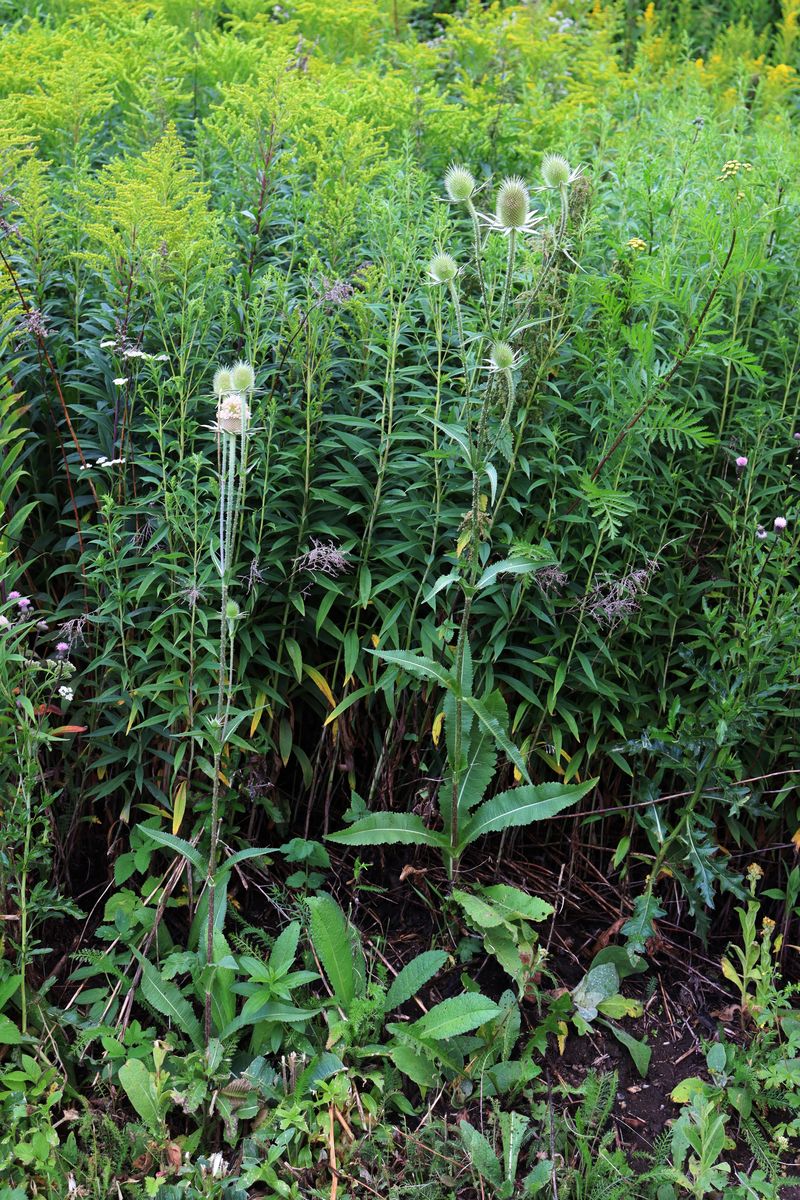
[735,455,748,469]
[56,641,70,656]
[774,516,788,531]
[756,526,767,540]
[7,590,20,600]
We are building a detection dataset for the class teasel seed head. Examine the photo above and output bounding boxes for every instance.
[213,367,233,396]
[428,252,459,285]
[231,360,255,392]
[496,176,531,231]
[444,163,476,203]
[489,340,516,372]
[216,393,250,436]
[541,153,571,189]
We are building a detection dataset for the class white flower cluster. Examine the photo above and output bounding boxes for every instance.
[100,340,169,363]
[79,455,126,471]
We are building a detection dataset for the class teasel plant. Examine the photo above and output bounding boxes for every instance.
[331,156,596,878]
[204,362,254,1041]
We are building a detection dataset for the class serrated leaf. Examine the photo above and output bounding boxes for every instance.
[386,951,448,1010]
[131,951,203,1048]
[372,648,456,691]
[463,693,530,784]
[409,992,500,1041]
[479,884,553,924]
[622,893,667,954]
[327,812,446,848]
[140,828,204,872]
[307,894,362,1008]
[459,779,594,849]
[460,1120,502,1187]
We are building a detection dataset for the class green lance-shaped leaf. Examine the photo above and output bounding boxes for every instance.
[458,779,595,851]
[131,949,203,1049]
[307,894,364,1009]
[140,828,205,872]
[371,648,457,692]
[118,1059,163,1136]
[409,992,501,1041]
[327,812,446,849]
[463,693,530,784]
[460,1120,503,1187]
[385,950,449,1010]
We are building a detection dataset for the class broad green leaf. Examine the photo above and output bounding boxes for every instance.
[219,1000,315,1039]
[386,951,448,1010]
[459,779,595,849]
[0,1015,25,1045]
[409,992,500,1041]
[453,889,507,930]
[269,921,301,975]
[572,963,619,1020]
[604,1021,652,1078]
[500,1110,528,1182]
[296,1052,345,1095]
[131,950,203,1049]
[463,693,530,783]
[479,885,553,924]
[140,828,204,873]
[476,557,545,592]
[327,813,446,848]
[307,894,363,1008]
[372,648,456,692]
[460,1120,502,1187]
[389,1044,436,1088]
[118,1059,162,1135]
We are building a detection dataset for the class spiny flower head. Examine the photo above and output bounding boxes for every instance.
[488,340,517,372]
[213,367,233,396]
[496,176,530,231]
[216,393,250,436]
[774,515,788,531]
[735,455,748,469]
[427,252,458,285]
[231,361,255,392]
[444,163,475,203]
[541,153,571,188]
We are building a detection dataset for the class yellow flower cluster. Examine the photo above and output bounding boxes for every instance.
[717,159,753,181]
[627,237,647,251]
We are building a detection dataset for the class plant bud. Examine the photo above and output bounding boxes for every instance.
[444,163,475,203]
[490,341,516,371]
[213,367,233,396]
[541,153,571,188]
[428,252,458,285]
[496,176,530,231]
[231,360,255,391]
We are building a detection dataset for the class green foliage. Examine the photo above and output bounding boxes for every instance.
[1,0,800,1194]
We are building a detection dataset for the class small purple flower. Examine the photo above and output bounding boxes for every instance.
[794,432,800,440]
[735,455,748,469]
[56,641,70,656]
[17,597,32,610]
[756,525,768,540]
[7,590,20,600]
[774,516,788,531]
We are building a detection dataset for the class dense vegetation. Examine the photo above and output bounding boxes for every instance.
[1,0,799,1195]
